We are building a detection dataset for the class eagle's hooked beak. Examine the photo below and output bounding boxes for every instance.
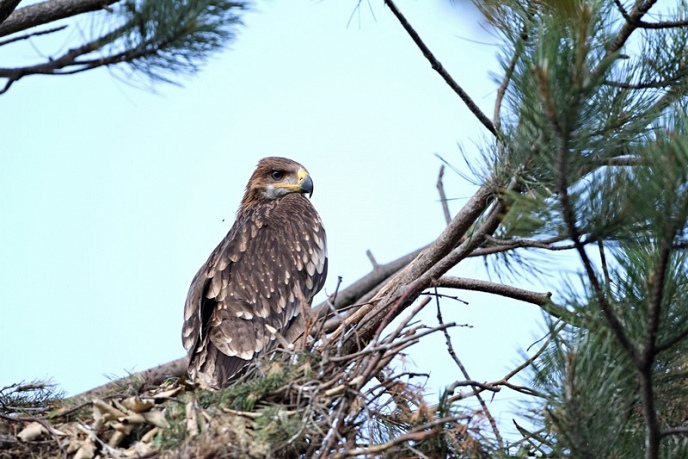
[297,169,314,198]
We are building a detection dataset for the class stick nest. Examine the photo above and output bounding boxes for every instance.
[1,316,495,458]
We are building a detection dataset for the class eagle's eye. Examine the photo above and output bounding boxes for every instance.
[269,170,283,181]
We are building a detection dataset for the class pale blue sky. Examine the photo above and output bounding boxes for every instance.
[1,0,544,421]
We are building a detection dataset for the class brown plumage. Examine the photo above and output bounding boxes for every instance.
[182,157,328,388]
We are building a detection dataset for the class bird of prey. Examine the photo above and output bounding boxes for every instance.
[182,157,328,388]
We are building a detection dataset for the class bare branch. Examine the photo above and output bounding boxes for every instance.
[0,24,66,47]
[598,240,611,287]
[330,183,499,347]
[494,44,520,129]
[603,78,682,89]
[332,416,461,458]
[313,246,426,316]
[638,18,688,29]
[661,427,688,438]
[448,324,561,403]
[435,276,552,306]
[435,291,504,448]
[383,0,497,137]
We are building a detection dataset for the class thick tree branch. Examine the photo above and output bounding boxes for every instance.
[329,183,498,347]
[0,0,119,38]
[607,0,658,56]
[0,0,20,28]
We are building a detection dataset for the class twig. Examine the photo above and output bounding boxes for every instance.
[365,250,379,269]
[638,18,688,29]
[333,415,461,458]
[436,165,451,225]
[598,240,611,287]
[0,412,67,459]
[435,276,552,306]
[447,324,560,403]
[383,0,497,137]
[435,289,504,448]
[447,380,500,393]
[493,44,520,130]
[0,24,66,47]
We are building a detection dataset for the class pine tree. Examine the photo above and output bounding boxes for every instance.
[473,0,688,456]
[2,0,688,457]
[0,0,249,94]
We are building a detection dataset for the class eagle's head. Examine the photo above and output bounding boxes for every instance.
[241,157,314,207]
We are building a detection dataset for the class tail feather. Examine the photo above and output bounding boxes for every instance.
[189,341,250,389]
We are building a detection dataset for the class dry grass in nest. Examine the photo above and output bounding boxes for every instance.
[1,311,496,458]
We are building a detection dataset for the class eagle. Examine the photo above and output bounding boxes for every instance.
[182,157,328,388]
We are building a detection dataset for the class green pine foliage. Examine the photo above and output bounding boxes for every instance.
[475,0,688,456]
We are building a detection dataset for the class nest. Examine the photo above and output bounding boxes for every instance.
[1,308,495,458]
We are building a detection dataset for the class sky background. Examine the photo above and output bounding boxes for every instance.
[1,0,549,426]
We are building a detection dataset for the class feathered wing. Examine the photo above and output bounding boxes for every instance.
[182,194,327,388]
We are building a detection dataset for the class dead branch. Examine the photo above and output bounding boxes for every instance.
[435,276,552,306]
[435,291,504,448]
[333,175,519,351]
[448,323,562,403]
[332,416,461,458]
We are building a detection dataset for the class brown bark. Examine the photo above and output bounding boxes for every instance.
[0,0,21,28]
[0,0,119,38]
